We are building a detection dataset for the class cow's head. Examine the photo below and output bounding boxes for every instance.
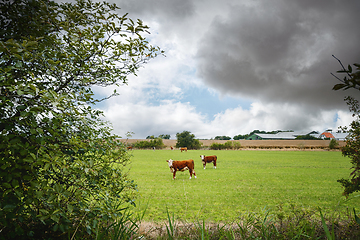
[166,159,174,172]
[200,155,205,161]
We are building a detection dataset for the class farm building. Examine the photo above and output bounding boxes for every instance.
[247,130,348,140]
[319,131,348,140]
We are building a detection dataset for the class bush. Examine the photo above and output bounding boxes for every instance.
[210,141,241,150]
[134,138,165,149]
[329,139,339,149]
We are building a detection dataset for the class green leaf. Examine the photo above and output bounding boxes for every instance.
[354,208,360,225]
[17,89,24,95]
[50,214,60,223]
[332,84,345,91]
[2,182,12,188]
[3,205,16,211]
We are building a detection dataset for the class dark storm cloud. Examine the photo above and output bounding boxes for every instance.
[110,0,195,23]
[196,0,360,110]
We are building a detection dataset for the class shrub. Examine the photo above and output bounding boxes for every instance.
[329,139,339,149]
[209,141,241,150]
[134,138,165,149]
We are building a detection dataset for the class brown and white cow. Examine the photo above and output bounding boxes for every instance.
[166,159,197,180]
[180,147,187,152]
[200,155,217,169]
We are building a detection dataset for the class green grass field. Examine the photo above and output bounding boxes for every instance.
[128,150,359,222]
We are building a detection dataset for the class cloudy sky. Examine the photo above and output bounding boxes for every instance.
[93,0,360,139]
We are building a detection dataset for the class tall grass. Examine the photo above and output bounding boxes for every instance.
[139,205,360,239]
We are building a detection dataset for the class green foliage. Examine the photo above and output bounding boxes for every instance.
[0,0,162,238]
[233,134,249,140]
[134,138,165,149]
[329,139,339,149]
[210,141,241,150]
[141,206,360,239]
[146,134,170,139]
[331,55,360,91]
[159,134,171,139]
[175,131,202,149]
[337,97,360,196]
[214,135,231,140]
[354,208,360,225]
[320,208,335,240]
[209,143,226,150]
[296,134,320,140]
[332,58,360,197]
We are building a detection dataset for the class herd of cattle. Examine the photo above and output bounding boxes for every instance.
[126,145,217,180]
[166,154,217,180]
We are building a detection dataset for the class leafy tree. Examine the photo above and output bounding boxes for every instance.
[175,131,201,150]
[0,0,163,238]
[233,134,249,140]
[214,136,231,140]
[295,134,320,140]
[331,56,360,197]
[146,134,170,139]
[337,97,360,196]
[159,134,170,139]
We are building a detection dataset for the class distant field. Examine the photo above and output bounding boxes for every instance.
[128,149,358,223]
[120,139,346,150]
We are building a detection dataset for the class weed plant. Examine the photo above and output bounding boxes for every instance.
[137,206,360,239]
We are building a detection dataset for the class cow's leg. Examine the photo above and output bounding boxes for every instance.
[173,171,176,180]
[189,169,196,179]
[213,161,217,169]
[203,162,206,169]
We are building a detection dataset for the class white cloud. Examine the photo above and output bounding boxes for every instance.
[93,0,360,139]
[100,99,354,139]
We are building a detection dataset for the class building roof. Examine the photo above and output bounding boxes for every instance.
[247,131,348,140]
[320,132,335,138]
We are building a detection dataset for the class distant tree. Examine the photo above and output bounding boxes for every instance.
[147,134,170,139]
[331,56,360,197]
[233,134,249,140]
[295,134,320,140]
[214,136,231,140]
[176,131,201,150]
[159,134,171,139]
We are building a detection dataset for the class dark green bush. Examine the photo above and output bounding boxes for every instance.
[134,138,165,149]
[210,141,241,150]
[329,139,339,149]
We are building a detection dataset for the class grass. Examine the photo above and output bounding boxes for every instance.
[128,149,360,223]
